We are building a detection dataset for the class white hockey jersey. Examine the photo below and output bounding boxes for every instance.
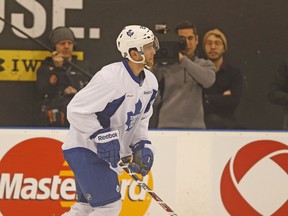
[62,61,158,158]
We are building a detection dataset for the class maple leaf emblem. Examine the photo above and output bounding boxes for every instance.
[125,100,142,131]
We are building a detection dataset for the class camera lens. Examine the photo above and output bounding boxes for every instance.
[159,48,169,57]
[154,41,179,64]
[178,36,187,50]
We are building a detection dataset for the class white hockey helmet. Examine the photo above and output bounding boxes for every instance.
[116,25,159,64]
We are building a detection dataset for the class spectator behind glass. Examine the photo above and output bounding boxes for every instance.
[202,29,243,129]
[267,58,288,129]
[36,27,91,127]
[152,20,216,129]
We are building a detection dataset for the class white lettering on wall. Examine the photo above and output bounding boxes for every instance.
[0,0,100,39]
[53,0,85,38]
[0,0,4,33]
[12,0,46,38]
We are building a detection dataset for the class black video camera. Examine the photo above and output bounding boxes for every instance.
[154,24,187,65]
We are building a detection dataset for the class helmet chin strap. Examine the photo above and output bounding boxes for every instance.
[128,54,147,65]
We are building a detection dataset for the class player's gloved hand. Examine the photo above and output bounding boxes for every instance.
[129,140,154,176]
[90,128,120,168]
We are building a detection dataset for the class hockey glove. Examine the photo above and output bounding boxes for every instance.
[90,128,120,168]
[129,140,154,176]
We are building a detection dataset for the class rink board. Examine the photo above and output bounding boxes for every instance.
[0,129,287,216]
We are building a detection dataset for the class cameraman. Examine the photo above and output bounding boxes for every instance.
[36,27,91,127]
[152,20,216,129]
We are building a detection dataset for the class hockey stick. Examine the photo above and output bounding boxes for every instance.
[0,16,93,79]
[119,158,178,216]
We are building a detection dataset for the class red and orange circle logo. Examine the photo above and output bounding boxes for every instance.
[0,138,74,215]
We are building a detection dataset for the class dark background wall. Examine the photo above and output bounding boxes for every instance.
[0,0,287,129]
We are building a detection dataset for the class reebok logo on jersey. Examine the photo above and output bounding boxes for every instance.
[95,130,119,143]
[144,91,152,95]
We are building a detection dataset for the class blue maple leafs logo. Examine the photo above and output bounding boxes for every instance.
[127,29,134,37]
[126,100,142,131]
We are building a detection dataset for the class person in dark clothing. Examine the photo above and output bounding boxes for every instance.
[268,58,288,129]
[202,29,243,129]
[36,27,91,127]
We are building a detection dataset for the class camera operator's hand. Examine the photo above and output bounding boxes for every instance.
[52,51,64,68]
[64,86,77,95]
[179,52,184,62]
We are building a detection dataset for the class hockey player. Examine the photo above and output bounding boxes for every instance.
[61,25,159,216]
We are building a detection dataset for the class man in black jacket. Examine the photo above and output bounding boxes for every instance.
[36,27,91,127]
[202,28,243,129]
